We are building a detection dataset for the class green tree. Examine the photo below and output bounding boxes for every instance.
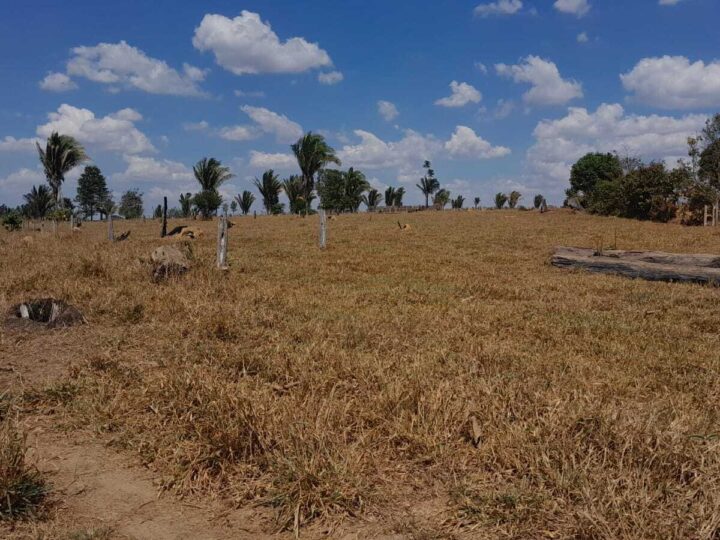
[235,190,256,215]
[568,153,623,200]
[36,132,89,206]
[282,176,307,215]
[474,197,481,209]
[23,185,54,219]
[494,192,508,209]
[193,157,233,219]
[317,167,369,213]
[363,189,382,210]
[433,188,451,209]
[119,189,144,219]
[75,166,110,220]
[254,169,283,215]
[179,193,193,218]
[153,204,163,219]
[451,195,465,209]
[508,191,522,209]
[230,200,238,214]
[417,161,440,208]
[533,194,545,209]
[384,187,396,207]
[394,187,406,207]
[291,132,341,216]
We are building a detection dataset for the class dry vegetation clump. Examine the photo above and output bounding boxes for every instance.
[0,409,47,520]
[2,211,720,537]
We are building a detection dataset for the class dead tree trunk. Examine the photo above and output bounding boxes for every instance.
[161,196,168,238]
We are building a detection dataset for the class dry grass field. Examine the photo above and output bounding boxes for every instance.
[2,209,720,538]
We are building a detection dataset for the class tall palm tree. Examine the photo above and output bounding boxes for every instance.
[344,168,370,212]
[193,157,233,218]
[362,188,382,210]
[254,169,283,215]
[179,193,193,217]
[417,161,439,208]
[451,195,465,209]
[291,132,341,216]
[282,176,306,215]
[235,190,256,215]
[23,185,54,219]
[495,192,508,209]
[36,132,89,206]
[508,191,522,209]
[384,187,396,207]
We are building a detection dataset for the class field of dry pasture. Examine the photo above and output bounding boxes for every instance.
[2,209,720,538]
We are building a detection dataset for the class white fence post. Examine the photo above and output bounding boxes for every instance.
[107,213,114,241]
[319,209,327,249]
[217,207,229,269]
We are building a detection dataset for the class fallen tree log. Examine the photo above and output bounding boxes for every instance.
[551,247,720,286]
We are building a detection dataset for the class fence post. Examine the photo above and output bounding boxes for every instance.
[319,208,327,249]
[704,205,709,227]
[217,207,229,269]
[107,213,114,241]
[161,196,168,237]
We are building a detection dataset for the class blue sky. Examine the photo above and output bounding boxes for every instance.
[1,0,719,211]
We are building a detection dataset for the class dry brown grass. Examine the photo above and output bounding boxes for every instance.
[2,209,720,537]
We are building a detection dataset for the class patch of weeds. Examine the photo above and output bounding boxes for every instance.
[120,303,144,324]
[450,484,543,527]
[0,419,48,520]
[22,381,80,408]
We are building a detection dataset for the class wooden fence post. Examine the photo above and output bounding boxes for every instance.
[704,205,709,227]
[107,213,114,242]
[161,196,168,237]
[319,208,327,249]
[216,207,229,269]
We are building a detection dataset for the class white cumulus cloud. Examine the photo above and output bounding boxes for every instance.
[445,126,511,159]
[496,56,583,106]
[66,41,206,96]
[219,106,303,143]
[435,81,482,108]
[36,104,154,155]
[0,136,41,152]
[318,71,344,85]
[377,100,399,121]
[113,155,194,183]
[473,0,523,17]
[553,0,591,17]
[248,151,297,171]
[193,11,332,75]
[39,72,77,92]
[620,56,720,109]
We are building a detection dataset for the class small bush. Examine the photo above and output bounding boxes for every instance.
[2,212,22,232]
[0,418,47,519]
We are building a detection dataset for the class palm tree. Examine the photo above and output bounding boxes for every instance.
[384,187,396,207]
[235,190,256,215]
[394,187,406,207]
[533,194,545,209]
[474,197,481,209]
[344,168,370,212]
[508,191,522,209]
[291,132,341,216]
[179,193,193,217]
[433,188,451,209]
[282,176,306,215]
[193,158,233,218]
[495,192,508,209]
[417,161,440,208]
[362,188,382,210]
[23,185,54,219]
[451,195,465,209]
[36,132,89,206]
[254,170,283,214]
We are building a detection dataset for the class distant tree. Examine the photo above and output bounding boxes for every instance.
[254,169,283,215]
[433,188,451,209]
[153,204,163,219]
[291,132,341,216]
[508,191,522,209]
[235,190,256,215]
[36,132,89,206]
[23,185,54,219]
[98,197,115,220]
[568,153,622,201]
[384,187,396,207]
[394,186,406,207]
[363,188,382,210]
[75,165,110,221]
[474,197,480,209]
[282,176,307,215]
[119,189,144,219]
[533,194,545,209]
[193,158,233,219]
[494,192,508,209]
[451,195,465,209]
[417,161,440,208]
[317,167,369,213]
[179,193,193,218]
[230,200,238,214]
[2,211,22,231]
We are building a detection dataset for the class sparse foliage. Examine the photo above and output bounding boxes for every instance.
[23,185,54,219]
[417,161,440,208]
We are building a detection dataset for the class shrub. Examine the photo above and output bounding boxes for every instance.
[2,212,22,231]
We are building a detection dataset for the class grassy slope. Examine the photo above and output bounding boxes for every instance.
[2,210,720,538]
